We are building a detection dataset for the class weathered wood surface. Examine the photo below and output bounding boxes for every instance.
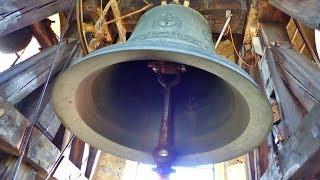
[260,23,303,134]
[85,147,99,179]
[294,20,320,66]
[0,155,38,180]
[0,41,78,104]
[272,44,320,111]
[69,138,86,169]
[269,0,320,30]
[26,127,60,173]
[29,19,58,49]
[0,96,29,155]
[261,101,320,180]
[92,153,126,179]
[120,0,247,34]
[257,0,289,23]
[0,0,73,36]
[37,101,61,139]
[260,23,291,46]
[264,47,302,135]
[0,97,61,174]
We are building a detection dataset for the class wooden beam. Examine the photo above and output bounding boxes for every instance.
[260,23,291,46]
[69,137,85,169]
[258,139,269,175]
[25,127,60,173]
[272,44,320,111]
[0,155,39,179]
[0,97,60,175]
[85,147,100,179]
[29,19,58,49]
[294,20,320,66]
[36,102,61,140]
[263,47,302,134]
[268,0,320,30]
[262,101,320,179]
[0,96,29,155]
[257,0,289,23]
[15,83,60,141]
[0,0,73,36]
[260,23,303,134]
[0,41,79,104]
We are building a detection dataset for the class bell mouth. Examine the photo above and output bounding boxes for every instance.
[75,60,249,156]
[52,43,272,166]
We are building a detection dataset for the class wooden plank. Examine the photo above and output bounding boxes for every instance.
[264,47,302,134]
[269,0,320,30]
[0,97,61,174]
[260,23,291,46]
[0,96,29,155]
[258,139,269,175]
[258,47,289,140]
[260,23,303,134]
[0,41,78,104]
[262,101,320,179]
[294,20,320,66]
[85,147,100,179]
[69,137,86,169]
[0,0,73,36]
[0,155,38,180]
[29,19,58,49]
[25,127,60,173]
[272,45,320,111]
[257,0,289,23]
[37,101,61,139]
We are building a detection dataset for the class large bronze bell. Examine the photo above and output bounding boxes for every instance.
[0,27,32,54]
[52,4,272,169]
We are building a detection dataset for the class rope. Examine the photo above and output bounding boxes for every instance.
[227,25,257,68]
[105,4,153,25]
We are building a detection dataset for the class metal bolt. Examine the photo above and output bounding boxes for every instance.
[0,108,4,117]
[158,149,169,157]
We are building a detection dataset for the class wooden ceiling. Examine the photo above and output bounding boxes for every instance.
[119,0,248,34]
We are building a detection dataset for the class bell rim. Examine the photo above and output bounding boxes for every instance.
[52,41,272,166]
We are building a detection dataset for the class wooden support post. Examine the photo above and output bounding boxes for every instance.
[260,22,303,135]
[268,0,320,30]
[25,127,60,173]
[294,20,320,66]
[271,45,320,111]
[85,147,100,179]
[264,46,302,134]
[0,155,39,179]
[0,97,60,176]
[29,19,58,49]
[0,0,73,36]
[0,96,29,155]
[258,139,269,175]
[262,101,320,179]
[69,138,85,169]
